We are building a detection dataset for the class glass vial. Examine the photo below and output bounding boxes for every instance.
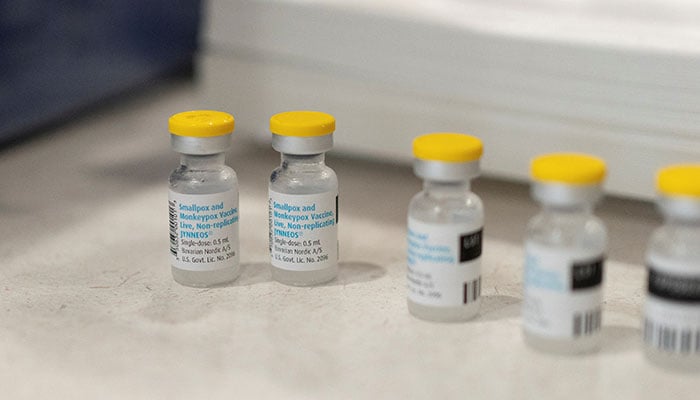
[168,110,240,287]
[522,153,607,354]
[268,111,338,286]
[407,133,484,322]
[643,164,700,371]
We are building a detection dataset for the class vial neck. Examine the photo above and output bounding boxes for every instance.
[180,153,225,168]
[281,153,326,169]
[659,197,700,226]
[423,180,471,198]
[540,202,593,216]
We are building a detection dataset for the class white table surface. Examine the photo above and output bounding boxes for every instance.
[1,82,697,399]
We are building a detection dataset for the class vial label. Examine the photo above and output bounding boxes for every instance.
[268,190,338,271]
[168,190,239,271]
[523,242,604,339]
[407,218,483,307]
[643,254,700,354]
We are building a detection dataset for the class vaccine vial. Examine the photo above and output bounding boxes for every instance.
[522,153,607,354]
[268,111,338,286]
[643,164,700,371]
[407,133,484,322]
[168,110,240,287]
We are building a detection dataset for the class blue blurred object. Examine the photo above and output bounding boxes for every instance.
[0,0,201,144]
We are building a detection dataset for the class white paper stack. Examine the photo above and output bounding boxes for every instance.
[201,0,700,199]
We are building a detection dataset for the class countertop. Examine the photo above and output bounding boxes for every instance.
[1,81,697,399]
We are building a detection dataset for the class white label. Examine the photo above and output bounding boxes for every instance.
[644,298,700,355]
[522,242,604,338]
[407,218,483,307]
[268,190,338,271]
[168,190,239,271]
[643,253,700,354]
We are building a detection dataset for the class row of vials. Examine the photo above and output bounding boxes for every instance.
[167,110,700,371]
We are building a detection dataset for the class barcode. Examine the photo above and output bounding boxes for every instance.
[573,308,601,337]
[644,318,700,354]
[463,277,481,304]
[168,200,178,256]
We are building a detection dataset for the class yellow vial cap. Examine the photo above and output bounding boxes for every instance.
[169,110,234,137]
[413,133,483,162]
[531,153,606,185]
[270,111,335,137]
[657,164,700,197]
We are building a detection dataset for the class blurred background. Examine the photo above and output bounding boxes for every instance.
[0,0,200,140]
[2,0,700,196]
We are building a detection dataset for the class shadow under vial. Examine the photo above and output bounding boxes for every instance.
[231,262,273,286]
[258,260,388,288]
[329,261,386,286]
[599,324,641,355]
[478,294,522,322]
[229,260,387,287]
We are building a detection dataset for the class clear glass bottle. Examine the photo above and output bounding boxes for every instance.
[168,110,240,287]
[268,111,338,286]
[643,164,700,371]
[407,133,484,322]
[522,153,607,354]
